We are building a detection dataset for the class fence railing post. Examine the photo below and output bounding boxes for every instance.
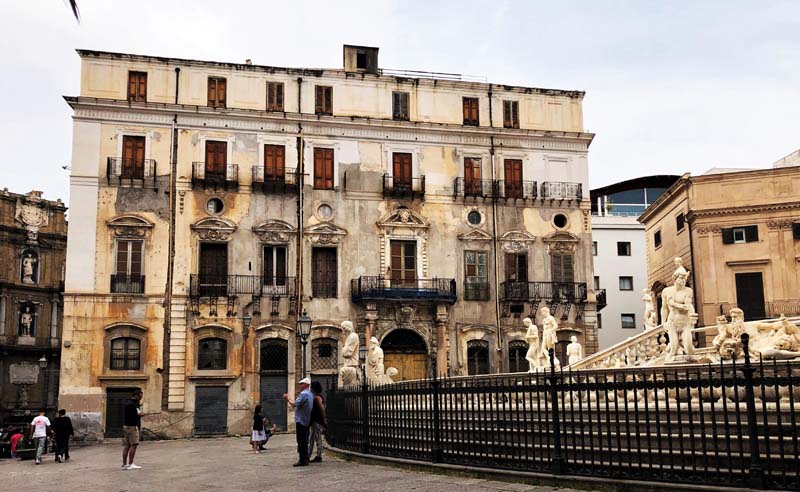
[361,365,369,455]
[431,357,443,463]
[548,348,565,474]
[740,334,764,488]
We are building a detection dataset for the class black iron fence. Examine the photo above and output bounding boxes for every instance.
[251,166,298,192]
[496,180,538,201]
[191,162,239,187]
[382,174,426,198]
[351,276,456,304]
[110,274,145,294]
[327,337,800,491]
[189,274,296,298]
[499,281,588,303]
[106,158,157,188]
[541,181,582,200]
[453,177,496,199]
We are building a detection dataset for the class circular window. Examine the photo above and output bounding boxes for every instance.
[206,198,224,215]
[467,210,482,226]
[317,203,334,221]
[553,213,568,229]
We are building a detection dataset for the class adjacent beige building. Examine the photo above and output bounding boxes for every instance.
[639,164,800,331]
[61,46,598,439]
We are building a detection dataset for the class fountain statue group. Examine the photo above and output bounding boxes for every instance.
[523,306,584,371]
[340,321,398,388]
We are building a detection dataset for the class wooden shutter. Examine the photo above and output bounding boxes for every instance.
[315,86,332,114]
[314,148,334,189]
[205,141,227,176]
[393,153,412,188]
[516,254,528,282]
[263,246,274,281]
[721,228,734,244]
[503,100,512,128]
[264,145,285,179]
[552,254,574,283]
[511,101,519,128]
[267,82,284,111]
[122,136,145,178]
[745,225,759,242]
[463,97,479,125]
[128,72,147,102]
[393,92,409,120]
[464,158,481,194]
[208,77,226,107]
[504,159,523,198]
[217,78,226,107]
[275,247,286,286]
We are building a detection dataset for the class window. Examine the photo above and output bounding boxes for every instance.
[462,97,479,126]
[207,77,226,108]
[198,338,227,370]
[121,135,145,179]
[597,313,602,329]
[508,340,527,373]
[390,240,416,284]
[392,153,413,189]
[205,141,228,179]
[260,338,288,373]
[505,253,528,282]
[464,157,482,195]
[654,230,662,248]
[467,339,490,375]
[264,145,285,181]
[127,71,147,103]
[312,247,337,298]
[113,239,143,294]
[593,276,600,290]
[503,159,523,199]
[553,214,568,229]
[793,223,800,240]
[110,337,141,370]
[356,51,367,69]
[617,242,631,256]
[313,148,334,190]
[311,338,338,371]
[621,313,636,329]
[198,242,228,297]
[722,225,758,244]
[263,246,287,287]
[392,91,409,121]
[592,241,598,256]
[464,250,489,301]
[315,85,333,115]
[503,100,519,129]
[266,81,284,111]
[467,210,482,226]
[619,276,633,291]
[206,197,224,214]
[676,213,685,232]
[551,254,574,283]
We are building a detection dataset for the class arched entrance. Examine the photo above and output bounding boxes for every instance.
[381,329,428,381]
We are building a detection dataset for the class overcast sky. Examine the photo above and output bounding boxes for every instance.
[1,0,798,205]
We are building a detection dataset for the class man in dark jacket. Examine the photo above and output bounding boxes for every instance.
[307,381,327,463]
[51,409,75,462]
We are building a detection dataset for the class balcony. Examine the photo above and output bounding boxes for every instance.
[596,289,607,311]
[453,178,495,200]
[382,174,425,199]
[192,163,239,190]
[252,166,298,194]
[540,181,582,201]
[463,281,490,301]
[110,274,145,295]
[351,276,456,304]
[499,281,588,303]
[189,274,296,298]
[106,158,156,188]
[495,180,538,201]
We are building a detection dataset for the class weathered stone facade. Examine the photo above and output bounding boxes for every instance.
[61,46,598,439]
[0,189,66,426]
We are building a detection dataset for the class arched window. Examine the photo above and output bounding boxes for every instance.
[467,339,490,375]
[260,338,288,374]
[110,337,141,370]
[311,337,338,371]
[198,337,227,370]
[508,340,528,373]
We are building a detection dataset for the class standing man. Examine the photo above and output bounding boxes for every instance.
[52,409,75,462]
[122,389,143,470]
[30,408,51,465]
[307,381,328,463]
[283,377,313,467]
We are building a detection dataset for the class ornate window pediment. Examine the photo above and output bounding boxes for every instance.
[107,215,154,239]
[542,231,579,253]
[499,230,536,253]
[304,222,347,245]
[377,206,429,231]
[253,219,297,244]
[191,217,237,241]
[458,229,493,242]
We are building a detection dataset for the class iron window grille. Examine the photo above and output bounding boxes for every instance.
[311,338,338,371]
[260,338,289,374]
[198,338,227,370]
[110,337,141,370]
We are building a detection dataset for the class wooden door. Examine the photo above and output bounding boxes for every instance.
[105,387,140,438]
[504,159,523,198]
[735,272,766,320]
[392,153,412,189]
[205,141,227,179]
[312,247,337,298]
[390,240,416,286]
[464,157,481,195]
[194,386,228,435]
[313,148,334,189]
[199,243,228,296]
[383,353,428,381]
[122,136,145,179]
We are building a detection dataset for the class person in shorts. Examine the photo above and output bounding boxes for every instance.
[122,389,143,470]
[30,409,51,465]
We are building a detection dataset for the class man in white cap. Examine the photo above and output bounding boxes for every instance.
[283,377,313,466]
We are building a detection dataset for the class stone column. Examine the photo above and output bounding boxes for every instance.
[435,304,448,377]
[0,293,6,336]
[50,299,58,339]
[364,302,378,342]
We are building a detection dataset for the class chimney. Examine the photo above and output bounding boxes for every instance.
[245,59,252,65]
[343,45,379,74]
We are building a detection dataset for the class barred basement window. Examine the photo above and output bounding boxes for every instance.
[110,337,141,370]
[311,338,338,371]
[198,338,227,370]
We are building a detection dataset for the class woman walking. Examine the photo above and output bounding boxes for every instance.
[307,381,327,463]
[251,405,267,454]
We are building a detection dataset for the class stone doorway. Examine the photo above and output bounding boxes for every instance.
[381,329,428,381]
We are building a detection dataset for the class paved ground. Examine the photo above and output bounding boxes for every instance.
[0,434,586,492]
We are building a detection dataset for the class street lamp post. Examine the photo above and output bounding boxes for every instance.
[38,355,48,410]
[296,309,312,378]
[358,344,368,384]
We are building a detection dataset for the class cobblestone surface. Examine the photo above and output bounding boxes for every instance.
[0,434,586,492]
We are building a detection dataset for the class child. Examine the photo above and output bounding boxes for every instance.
[251,405,266,453]
[10,428,23,460]
[258,417,277,451]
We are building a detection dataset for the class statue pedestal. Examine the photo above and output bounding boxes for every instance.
[664,354,698,365]
[17,335,35,346]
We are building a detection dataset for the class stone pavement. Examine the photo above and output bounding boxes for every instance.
[0,434,587,492]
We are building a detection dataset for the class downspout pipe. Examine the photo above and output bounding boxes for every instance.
[488,85,503,357]
[296,77,304,319]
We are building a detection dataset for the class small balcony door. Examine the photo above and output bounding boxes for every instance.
[199,243,228,297]
[735,272,766,320]
[264,145,285,181]
[390,240,416,287]
[464,157,482,196]
[392,153,412,190]
[263,245,287,294]
[505,252,528,299]
[122,136,145,179]
[205,141,227,181]
[504,159,523,199]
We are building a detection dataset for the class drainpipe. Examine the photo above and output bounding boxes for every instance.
[488,85,503,359]
[296,77,304,317]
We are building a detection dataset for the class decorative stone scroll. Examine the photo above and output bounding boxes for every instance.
[498,230,536,253]
[542,231,579,254]
[107,215,154,239]
[304,222,347,245]
[15,191,50,244]
[253,219,297,244]
[191,217,237,241]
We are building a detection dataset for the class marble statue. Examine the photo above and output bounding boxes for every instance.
[523,317,540,372]
[567,336,583,366]
[748,314,800,360]
[643,289,658,330]
[539,307,559,366]
[385,367,398,383]
[22,253,37,284]
[712,315,743,360]
[340,366,359,388]
[341,321,360,368]
[17,385,28,408]
[20,307,33,337]
[661,257,698,361]
[366,336,385,382]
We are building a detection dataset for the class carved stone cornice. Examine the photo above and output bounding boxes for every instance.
[542,231,579,254]
[695,225,722,236]
[304,222,347,245]
[689,201,800,219]
[498,230,536,253]
[107,215,154,239]
[457,229,492,242]
[190,217,237,241]
[766,220,794,230]
[252,219,297,243]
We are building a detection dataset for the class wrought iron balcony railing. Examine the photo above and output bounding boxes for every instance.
[596,288,607,311]
[106,158,156,188]
[541,181,582,201]
[110,274,145,294]
[191,163,239,189]
[382,174,425,198]
[499,281,588,303]
[463,281,490,301]
[351,276,456,304]
[252,166,298,193]
[453,177,495,200]
[190,274,296,298]
[495,180,538,201]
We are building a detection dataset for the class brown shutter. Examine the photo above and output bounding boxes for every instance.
[325,86,332,114]
[463,98,470,123]
[314,148,333,189]
[276,145,285,178]
[128,75,137,102]
[505,253,517,281]
[263,246,274,281]
[503,101,511,128]
[206,141,227,175]
[393,153,412,187]
[276,82,283,110]
[314,148,323,188]
[208,78,216,106]
[512,101,519,128]
[464,158,481,194]
[315,86,323,113]
[217,78,226,107]
[562,255,574,283]
[401,92,409,119]
[137,73,147,102]
[504,159,522,198]
[275,247,286,286]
